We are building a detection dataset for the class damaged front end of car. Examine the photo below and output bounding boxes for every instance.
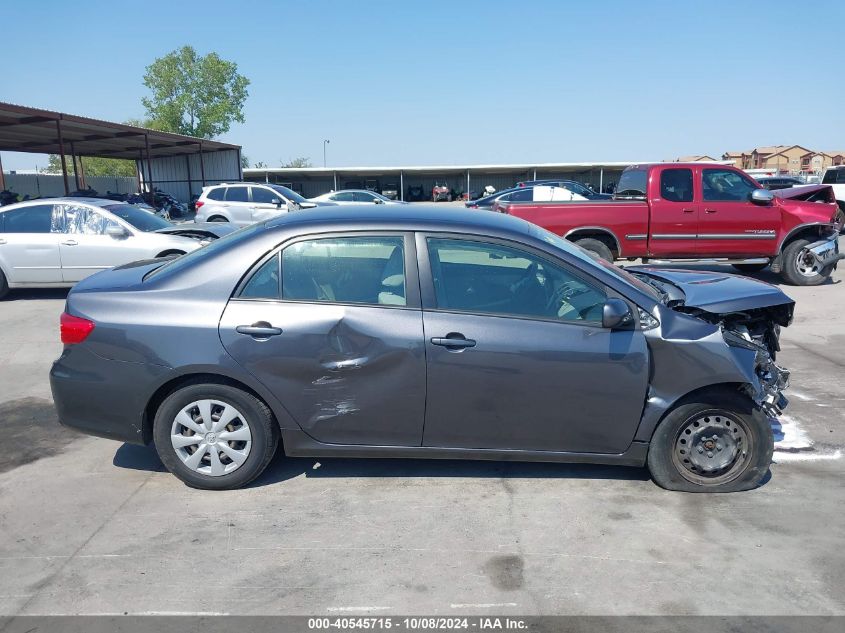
[630,267,795,421]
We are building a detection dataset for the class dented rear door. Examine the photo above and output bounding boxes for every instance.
[218,233,426,446]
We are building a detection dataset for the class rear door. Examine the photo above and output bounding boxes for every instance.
[223,185,253,224]
[697,167,780,256]
[418,234,649,454]
[0,204,62,283]
[219,232,427,446]
[647,166,699,256]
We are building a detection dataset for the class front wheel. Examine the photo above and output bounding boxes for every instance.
[0,269,8,300]
[647,389,773,493]
[780,237,834,286]
[153,382,279,490]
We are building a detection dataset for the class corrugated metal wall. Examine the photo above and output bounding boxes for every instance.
[143,149,241,202]
[2,173,138,199]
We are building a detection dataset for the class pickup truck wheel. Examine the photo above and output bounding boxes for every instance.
[732,263,768,273]
[0,269,8,300]
[780,237,834,286]
[836,204,845,234]
[647,389,773,493]
[573,238,613,262]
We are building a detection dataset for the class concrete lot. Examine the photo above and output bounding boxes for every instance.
[0,246,843,616]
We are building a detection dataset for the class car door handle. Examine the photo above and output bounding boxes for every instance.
[704,208,717,214]
[431,335,476,349]
[61,239,78,246]
[236,322,283,338]
[682,208,695,213]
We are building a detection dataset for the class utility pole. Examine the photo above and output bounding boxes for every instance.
[323,139,330,168]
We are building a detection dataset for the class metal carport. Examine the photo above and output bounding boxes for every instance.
[0,101,241,201]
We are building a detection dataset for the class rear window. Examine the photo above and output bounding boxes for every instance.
[615,168,648,199]
[824,168,845,184]
[1,204,55,233]
[225,187,249,202]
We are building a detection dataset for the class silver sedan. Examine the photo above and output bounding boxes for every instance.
[309,189,408,205]
[0,198,206,299]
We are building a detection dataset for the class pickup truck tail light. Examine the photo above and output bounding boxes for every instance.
[60,312,95,345]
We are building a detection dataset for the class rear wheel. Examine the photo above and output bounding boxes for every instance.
[0,269,8,300]
[573,237,613,262]
[780,237,834,286]
[208,216,228,223]
[153,382,279,490]
[732,263,768,273]
[647,389,772,493]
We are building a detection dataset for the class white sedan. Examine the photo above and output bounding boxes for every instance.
[0,198,205,299]
[309,189,408,205]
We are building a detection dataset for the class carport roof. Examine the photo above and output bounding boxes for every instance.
[0,101,240,159]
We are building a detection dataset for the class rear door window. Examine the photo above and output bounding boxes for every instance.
[225,186,249,202]
[1,204,56,233]
[660,168,694,202]
[332,192,355,202]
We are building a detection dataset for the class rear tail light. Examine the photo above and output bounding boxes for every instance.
[60,312,95,345]
[195,200,205,210]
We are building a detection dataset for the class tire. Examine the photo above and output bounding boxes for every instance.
[573,237,613,262]
[647,389,773,493]
[0,268,8,300]
[208,216,228,223]
[153,382,279,490]
[732,263,769,273]
[780,237,834,286]
[836,203,844,234]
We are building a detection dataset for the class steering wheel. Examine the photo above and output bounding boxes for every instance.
[544,281,589,317]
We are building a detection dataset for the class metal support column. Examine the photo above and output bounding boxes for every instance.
[466,170,470,201]
[144,134,154,194]
[198,142,206,186]
[599,168,604,193]
[56,119,70,195]
[0,153,5,191]
[237,148,244,180]
[185,155,193,199]
[70,143,81,191]
[533,168,537,180]
[400,170,404,201]
[77,149,86,190]
[333,171,338,191]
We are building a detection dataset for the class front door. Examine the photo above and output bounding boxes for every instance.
[0,204,62,283]
[249,186,286,222]
[58,203,147,282]
[419,236,649,454]
[698,168,780,256]
[647,166,699,257]
[219,233,427,446]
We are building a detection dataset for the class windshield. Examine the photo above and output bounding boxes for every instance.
[268,184,308,204]
[530,225,659,299]
[103,204,172,232]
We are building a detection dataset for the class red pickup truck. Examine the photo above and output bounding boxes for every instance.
[494,163,842,286]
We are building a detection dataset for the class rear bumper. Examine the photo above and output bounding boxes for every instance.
[50,346,170,445]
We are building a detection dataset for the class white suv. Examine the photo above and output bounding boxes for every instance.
[821,166,845,226]
[194,183,319,226]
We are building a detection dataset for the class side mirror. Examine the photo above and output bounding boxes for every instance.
[105,225,128,239]
[602,298,633,330]
[374,198,384,204]
[750,188,775,205]
[274,199,283,208]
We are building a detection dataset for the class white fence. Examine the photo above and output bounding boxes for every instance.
[2,173,139,199]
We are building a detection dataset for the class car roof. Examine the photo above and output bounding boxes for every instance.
[321,189,381,195]
[266,204,533,235]
[0,197,119,210]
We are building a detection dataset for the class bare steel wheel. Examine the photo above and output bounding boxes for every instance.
[170,399,252,476]
[672,411,751,487]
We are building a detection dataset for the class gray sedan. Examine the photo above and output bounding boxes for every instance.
[50,205,793,492]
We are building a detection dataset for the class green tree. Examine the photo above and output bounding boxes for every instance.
[43,155,137,178]
[253,161,267,169]
[142,45,249,138]
[281,157,312,168]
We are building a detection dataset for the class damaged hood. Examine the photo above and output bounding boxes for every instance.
[628,267,795,316]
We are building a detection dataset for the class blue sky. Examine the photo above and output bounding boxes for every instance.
[2,0,843,171]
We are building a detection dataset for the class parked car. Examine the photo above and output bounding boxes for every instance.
[406,185,426,202]
[309,190,407,205]
[50,206,792,493]
[194,183,322,226]
[755,176,805,191]
[432,182,451,202]
[821,166,845,226]
[381,184,400,200]
[494,163,842,286]
[516,179,612,200]
[466,185,586,209]
[0,198,210,299]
